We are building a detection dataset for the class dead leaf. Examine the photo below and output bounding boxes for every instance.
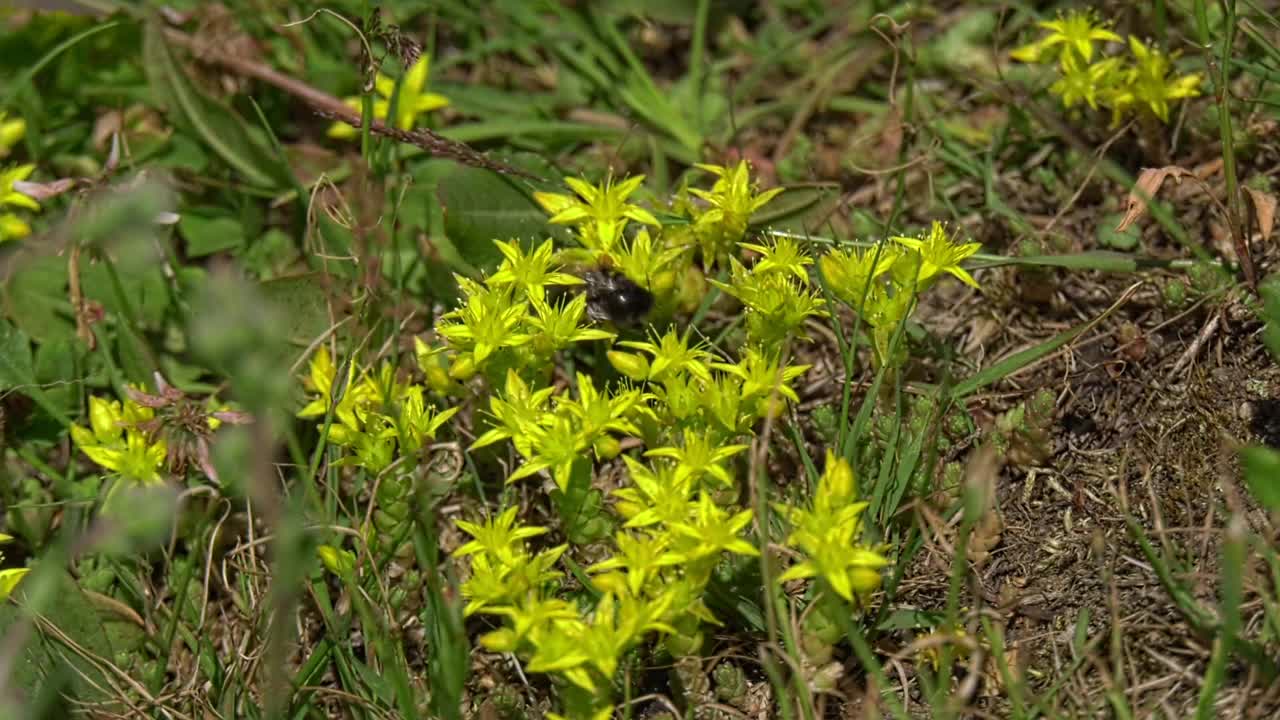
[1116,166,1195,233]
[1245,186,1276,244]
[1193,157,1224,180]
[12,178,81,201]
[84,588,147,628]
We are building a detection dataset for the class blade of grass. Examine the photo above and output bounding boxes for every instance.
[949,282,1140,399]
[1194,0,1253,291]
[1195,516,1246,719]
[0,21,121,109]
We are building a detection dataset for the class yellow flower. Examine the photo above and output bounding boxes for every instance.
[0,533,29,602]
[533,174,660,252]
[818,244,899,307]
[1,164,39,212]
[1011,10,1121,66]
[1109,37,1201,123]
[0,112,24,157]
[890,221,982,289]
[775,450,888,603]
[70,395,167,484]
[328,56,450,139]
[1050,54,1123,110]
[0,213,30,243]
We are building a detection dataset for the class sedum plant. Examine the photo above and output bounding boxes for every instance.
[289,159,984,718]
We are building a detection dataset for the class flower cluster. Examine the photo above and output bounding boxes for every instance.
[1011,9,1201,123]
[71,393,169,488]
[295,161,983,716]
[775,451,888,603]
[689,161,784,268]
[298,346,459,473]
[428,238,615,385]
[70,377,248,502]
[711,236,827,350]
[456,466,760,717]
[820,221,981,366]
[535,174,660,255]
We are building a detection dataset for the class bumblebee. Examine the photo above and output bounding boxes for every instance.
[548,255,654,328]
[578,267,653,327]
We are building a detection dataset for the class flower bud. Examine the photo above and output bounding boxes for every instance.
[593,435,621,460]
[448,354,477,381]
[317,545,356,580]
[607,350,649,380]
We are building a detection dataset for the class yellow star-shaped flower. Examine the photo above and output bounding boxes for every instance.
[328,56,450,140]
[890,221,983,289]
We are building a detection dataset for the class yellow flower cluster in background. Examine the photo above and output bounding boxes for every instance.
[1012,9,1201,123]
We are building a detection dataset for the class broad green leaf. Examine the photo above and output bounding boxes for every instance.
[2,254,76,345]
[179,212,246,257]
[0,320,67,424]
[750,183,842,231]
[437,166,563,273]
[33,336,82,417]
[78,260,170,331]
[876,607,945,632]
[259,273,333,345]
[141,22,284,189]
[114,324,156,385]
[0,573,118,712]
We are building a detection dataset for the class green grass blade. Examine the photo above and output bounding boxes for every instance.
[950,283,1139,399]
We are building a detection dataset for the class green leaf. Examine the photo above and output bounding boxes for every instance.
[78,261,170,331]
[0,320,67,425]
[1242,447,1280,511]
[875,607,946,632]
[259,273,332,345]
[0,21,120,109]
[141,22,285,189]
[950,286,1134,399]
[2,254,76,345]
[33,336,82,417]
[0,318,36,389]
[437,166,563,273]
[1261,275,1280,362]
[114,324,156,385]
[179,212,247,257]
[0,573,119,713]
[749,183,842,230]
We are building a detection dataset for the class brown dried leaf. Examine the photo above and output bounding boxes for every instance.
[12,178,81,202]
[1245,187,1276,243]
[1115,166,1196,233]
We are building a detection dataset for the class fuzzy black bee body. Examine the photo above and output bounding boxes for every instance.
[579,269,653,327]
